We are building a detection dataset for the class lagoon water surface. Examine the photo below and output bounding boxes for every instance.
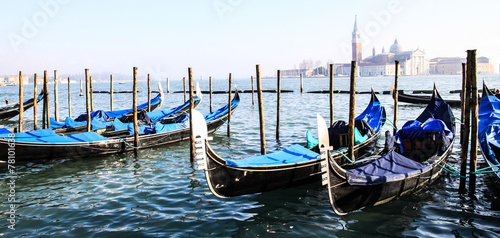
[1,75,500,237]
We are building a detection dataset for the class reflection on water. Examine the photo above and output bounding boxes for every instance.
[1,75,500,237]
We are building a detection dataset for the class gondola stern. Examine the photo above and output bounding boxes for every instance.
[483,81,494,97]
[157,82,164,108]
[196,82,202,99]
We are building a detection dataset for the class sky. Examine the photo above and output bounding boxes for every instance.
[0,0,498,80]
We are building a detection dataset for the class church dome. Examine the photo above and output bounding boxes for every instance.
[389,39,403,53]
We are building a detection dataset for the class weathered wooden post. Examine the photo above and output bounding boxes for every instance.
[90,76,94,111]
[393,60,400,135]
[183,76,186,102]
[85,69,91,132]
[209,76,213,113]
[276,70,281,139]
[189,68,195,162]
[468,49,478,193]
[68,77,71,118]
[348,61,357,162]
[54,70,59,122]
[256,65,266,155]
[300,73,303,94]
[110,75,113,111]
[33,73,38,130]
[43,70,50,129]
[79,80,83,96]
[228,73,232,137]
[167,78,170,94]
[133,67,139,156]
[251,76,255,105]
[459,62,468,192]
[18,71,23,132]
[147,74,151,112]
[329,64,334,126]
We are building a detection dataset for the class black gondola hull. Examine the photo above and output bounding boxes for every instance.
[204,131,381,198]
[326,140,453,214]
[0,93,44,121]
[0,114,228,161]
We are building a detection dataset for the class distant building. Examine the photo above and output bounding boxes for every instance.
[352,16,362,63]
[429,57,493,74]
[280,16,493,78]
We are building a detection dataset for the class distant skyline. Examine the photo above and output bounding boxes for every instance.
[1,0,498,80]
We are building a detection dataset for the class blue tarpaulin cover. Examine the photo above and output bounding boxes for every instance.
[478,94,500,166]
[346,151,429,185]
[6,131,109,143]
[226,144,320,167]
[147,96,200,122]
[204,99,240,122]
[356,101,385,132]
[0,129,58,139]
[0,128,11,135]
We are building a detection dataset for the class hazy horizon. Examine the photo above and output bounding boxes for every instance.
[1,0,498,80]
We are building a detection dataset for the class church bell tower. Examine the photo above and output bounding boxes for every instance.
[352,16,362,62]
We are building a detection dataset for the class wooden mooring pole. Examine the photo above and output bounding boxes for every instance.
[110,75,113,111]
[256,65,266,155]
[251,76,255,105]
[209,76,213,113]
[43,70,50,129]
[393,61,400,135]
[348,61,357,162]
[18,71,23,133]
[276,70,281,139]
[79,80,83,97]
[90,76,94,111]
[459,62,469,192]
[68,77,71,118]
[33,73,38,130]
[54,70,59,122]
[228,73,232,137]
[329,64,334,126]
[183,76,186,102]
[85,69,91,132]
[167,78,170,94]
[189,68,195,162]
[133,67,139,156]
[147,74,151,112]
[300,73,303,94]
[468,49,478,194]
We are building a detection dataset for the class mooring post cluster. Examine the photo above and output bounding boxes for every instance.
[459,49,478,194]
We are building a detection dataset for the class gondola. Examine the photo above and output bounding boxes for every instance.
[478,82,500,182]
[0,91,45,121]
[393,88,461,107]
[324,86,455,215]
[193,89,386,198]
[50,82,167,132]
[0,91,239,161]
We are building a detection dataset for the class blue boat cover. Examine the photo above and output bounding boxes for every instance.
[51,94,191,130]
[50,117,112,130]
[9,131,109,143]
[204,98,240,122]
[415,92,454,134]
[356,101,385,132]
[0,129,58,139]
[72,94,162,122]
[346,151,430,186]
[0,128,12,135]
[478,94,500,166]
[75,110,110,122]
[226,144,320,167]
[395,119,452,155]
[147,96,200,122]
